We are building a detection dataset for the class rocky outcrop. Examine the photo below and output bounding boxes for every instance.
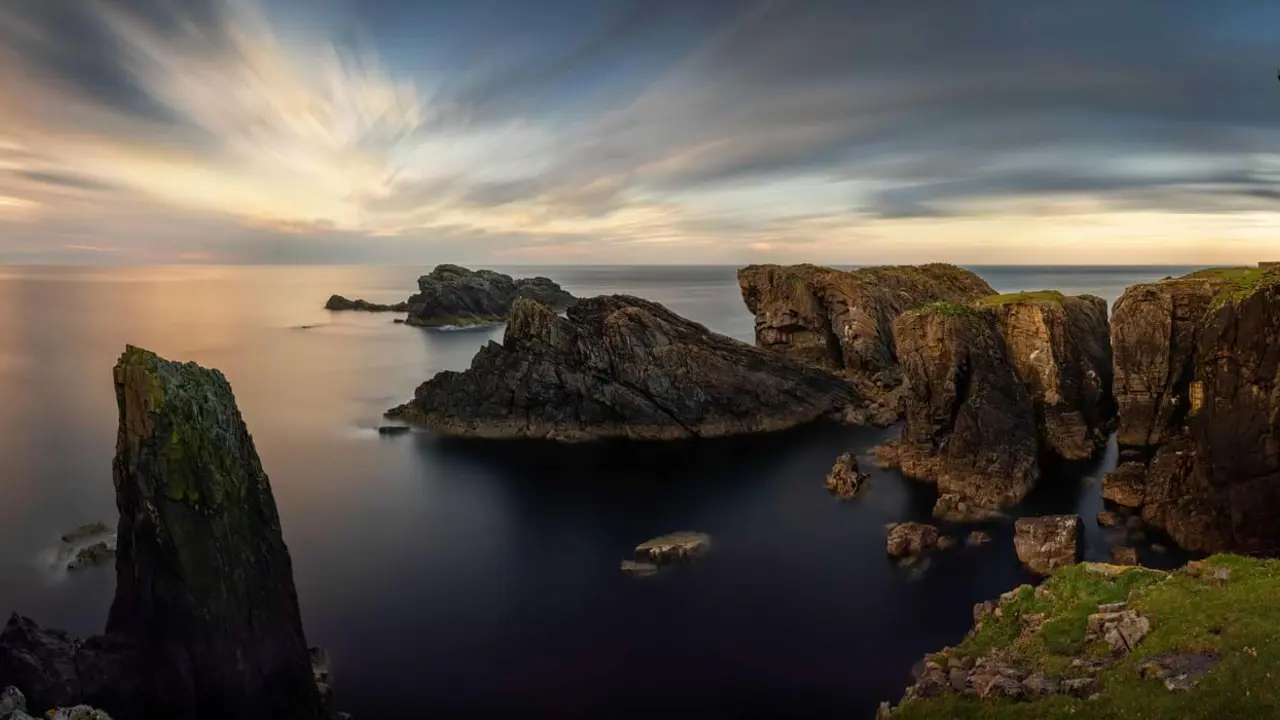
[737,263,994,407]
[1,347,330,720]
[388,295,860,441]
[404,264,575,328]
[894,304,1041,515]
[1108,267,1280,553]
[323,295,409,312]
[1013,515,1082,575]
[886,522,940,559]
[979,292,1114,460]
[824,452,869,499]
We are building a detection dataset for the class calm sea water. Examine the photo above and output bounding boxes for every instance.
[0,265,1201,718]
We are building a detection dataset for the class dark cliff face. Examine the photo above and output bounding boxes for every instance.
[894,304,1041,511]
[1109,267,1280,553]
[404,264,575,327]
[389,295,860,441]
[737,263,995,403]
[106,346,324,719]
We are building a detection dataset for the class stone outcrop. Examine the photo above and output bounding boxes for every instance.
[737,263,994,408]
[633,532,711,563]
[1108,267,1280,553]
[387,295,860,441]
[323,295,409,312]
[1013,515,1082,575]
[894,304,1041,514]
[404,264,576,328]
[978,292,1114,460]
[824,452,868,499]
[886,522,940,559]
[0,347,330,720]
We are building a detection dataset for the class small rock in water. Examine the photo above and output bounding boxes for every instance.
[1096,511,1121,528]
[620,560,661,576]
[936,536,957,551]
[59,522,109,545]
[965,530,992,547]
[886,522,940,558]
[68,541,115,571]
[377,425,412,436]
[1150,543,1168,554]
[633,532,711,564]
[1111,546,1139,566]
[823,452,869,499]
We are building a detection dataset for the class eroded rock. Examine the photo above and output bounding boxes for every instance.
[1102,462,1146,508]
[824,452,869,499]
[886,522,940,559]
[404,265,575,328]
[1013,515,1082,575]
[387,296,859,441]
[1111,546,1139,566]
[634,532,711,564]
[323,295,408,312]
[872,439,902,469]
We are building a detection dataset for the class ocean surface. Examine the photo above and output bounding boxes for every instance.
[0,265,1203,717]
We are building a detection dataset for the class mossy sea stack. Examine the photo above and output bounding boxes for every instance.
[107,346,324,719]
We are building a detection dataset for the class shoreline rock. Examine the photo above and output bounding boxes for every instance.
[1014,515,1082,575]
[387,295,860,441]
[823,452,869,499]
[404,265,575,328]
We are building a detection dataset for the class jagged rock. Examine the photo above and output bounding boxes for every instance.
[633,532,711,564]
[1,686,25,718]
[52,523,116,573]
[895,304,1040,513]
[323,295,408,312]
[67,541,115,571]
[1111,546,1139,566]
[932,494,1007,523]
[1102,462,1146,508]
[105,346,326,719]
[823,452,868,499]
[59,523,110,545]
[966,530,992,547]
[0,614,81,709]
[1022,673,1059,699]
[872,439,902,469]
[1097,510,1121,528]
[1013,515,1082,575]
[404,264,575,328]
[980,292,1114,460]
[1087,609,1151,655]
[1020,613,1046,635]
[886,522,940,559]
[387,295,859,441]
[737,263,994,407]
[47,707,112,720]
[1061,677,1097,697]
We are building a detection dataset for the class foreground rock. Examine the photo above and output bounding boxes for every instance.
[894,303,1040,513]
[1014,515,1082,575]
[886,523,940,560]
[824,452,869,499]
[1,347,331,720]
[633,532,711,564]
[1109,266,1280,552]
[737,263,994,407]
[323,295,409,312]
[404,264,575,328]
[388,295,860,440]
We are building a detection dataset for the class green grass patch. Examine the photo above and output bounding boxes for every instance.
[916,300,976,317]
[973,290,1067,308]
[892,556,1280,719]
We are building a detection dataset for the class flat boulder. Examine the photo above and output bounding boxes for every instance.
[404,264,575,328]
[633,532,710,565]
[387,295,859,441]
[1013,515,1082,575]
[1102,462,1147,508]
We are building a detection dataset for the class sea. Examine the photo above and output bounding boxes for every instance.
[0,265,1203,718]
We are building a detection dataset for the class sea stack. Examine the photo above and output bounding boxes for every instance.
[388,295,859,440]
[737,263,995,417]
[107,346,326,719]
[404,264,576,327]
[1109,267,1280,553]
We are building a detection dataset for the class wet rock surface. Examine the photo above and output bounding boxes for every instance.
[404,264,576,328]
[1013,515,1082,575]
[823,452,869,499]
[737,263,994,408]
[886,522,940,560]
[624,533,710,576]
[388,295,860,441]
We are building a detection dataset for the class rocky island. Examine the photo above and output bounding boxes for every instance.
[324,295,409,312]
[0,347,335,720]
[404,264,576,328]
[737,263,995,418]
[386,294,860,441]
[1107,265,1280,553]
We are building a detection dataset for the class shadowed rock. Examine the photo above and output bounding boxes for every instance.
[323,295,408,312]
[404,264,575,328]
[824,452,868,499]
[737,263,994,409]
[388,295,860,441]
[1014,515,1082,575]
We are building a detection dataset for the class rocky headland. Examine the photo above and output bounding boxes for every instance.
[0,347,335,720]
[1107,266,1280,553]
[404,264,576,328]
[387,295,860,441]
[737,263,995,417]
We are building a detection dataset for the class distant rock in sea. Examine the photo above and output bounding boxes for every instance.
[386,295,860,441]
[324,294,409,312]
[404,264,576,328]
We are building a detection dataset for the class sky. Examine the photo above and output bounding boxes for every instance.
[1,0,1279,265]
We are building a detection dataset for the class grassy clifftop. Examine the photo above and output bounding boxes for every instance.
[888,555,1280,719]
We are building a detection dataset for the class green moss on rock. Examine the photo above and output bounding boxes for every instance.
[973,291,1067,308]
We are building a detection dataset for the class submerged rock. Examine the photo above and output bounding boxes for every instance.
[894,304,1040,514]
[824,452,869,499]
[966,531,992,547]
[633,532,711,565]
[737,263,994,408]
[619,560,661,576]
[388,295,859,441]
[1013,515,1082,575]
[323,295,409,312]
[404,264,575,328]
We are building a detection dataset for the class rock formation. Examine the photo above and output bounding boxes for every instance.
[1108,267,1280,553]
[737,263,994,408]
[1013,515,1082,575]
[323,295,409,312]
[387,295,860,441]
[0,347,330,720]
[978,292,1114,459]
[824,452,868,499]
[404,264,576,328]
[886,522,940,559]
[894,303,1041,515]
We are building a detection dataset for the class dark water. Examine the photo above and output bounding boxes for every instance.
[0,265,1199,717]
